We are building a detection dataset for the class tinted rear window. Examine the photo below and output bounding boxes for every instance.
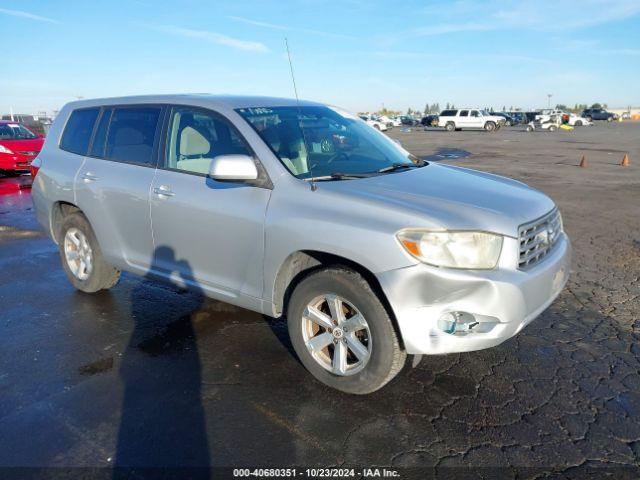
[60,108,100,155]
[440,110,458,116]
[105,107,161,165]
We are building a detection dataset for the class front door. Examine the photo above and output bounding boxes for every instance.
[149,106,271,301]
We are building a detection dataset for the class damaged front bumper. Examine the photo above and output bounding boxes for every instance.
[377,234,571,355]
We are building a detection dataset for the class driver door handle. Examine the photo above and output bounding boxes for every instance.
[153,185,175,198]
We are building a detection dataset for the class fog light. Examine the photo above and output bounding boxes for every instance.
[437,311,479,335]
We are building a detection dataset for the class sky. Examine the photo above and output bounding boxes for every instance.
[1,0,639,115]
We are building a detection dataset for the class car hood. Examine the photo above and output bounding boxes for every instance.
[0,137,44,152]
[321,163,556,237]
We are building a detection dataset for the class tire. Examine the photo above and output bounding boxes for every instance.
[549,125,557,132]
[575,120,582,126]
[607,117,613,122]
[526,125,534,132]
[287,267,406,394]
[586,116,592,122]
[58,212,120,293]
[373,124,380,130]
[445,122,455,132]
[506,120,512,127]
[484,121,496,132]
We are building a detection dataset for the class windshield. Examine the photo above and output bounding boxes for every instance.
[0,123,38,140]
[0,123,37,140]
[236,106,417,179]
[481,110,490,116]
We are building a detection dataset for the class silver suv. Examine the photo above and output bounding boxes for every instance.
[32,95,571,394]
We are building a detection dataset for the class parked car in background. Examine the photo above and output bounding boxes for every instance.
[581,108,617,122]
[507,112,526,125]
[492,112,516,126]
[377,115,395,129]
[567,113,592,126]
[359,115,388,131]
[32,94,570,394]
[400,116,419,126]
[437,109,504,132]
[0,120,45,175]
[420,114,438,127]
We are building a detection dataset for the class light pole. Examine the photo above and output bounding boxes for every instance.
[547,94,553,108]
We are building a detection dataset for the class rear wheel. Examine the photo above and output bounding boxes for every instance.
[373,124,380,130]
[549,125,557,132]
[58,212,120,293]
[526,125,534,132]
[586,116,593,122]
[287,267,406,394]
[575,120,583,126]
[607,116,613,122]
[445,122,455,132]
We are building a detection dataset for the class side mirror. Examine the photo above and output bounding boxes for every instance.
[209,155,258,181]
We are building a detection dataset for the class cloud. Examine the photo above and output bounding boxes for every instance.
[413,0,640,36]
[227,15,355,39]
[151,25,269,52]
[0,7,58,23]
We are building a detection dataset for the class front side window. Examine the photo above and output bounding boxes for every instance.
[105,107,161,165]
[165,107,252,175]
[471,110,480,117]
[60,108,100,155]
[0,123,37,140]
[236,106,417,179]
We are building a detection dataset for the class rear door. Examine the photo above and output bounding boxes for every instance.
[149,105,271,301]
[457,110,470,128]
[75,105,163,270]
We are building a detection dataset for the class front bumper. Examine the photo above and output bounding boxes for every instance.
[377,234,571,354]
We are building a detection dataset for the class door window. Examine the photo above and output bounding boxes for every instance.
[105,107,161,165]
[459,110,469,117]
[165,107,251,175]
[471,110,480,117]
[60,108,100,155]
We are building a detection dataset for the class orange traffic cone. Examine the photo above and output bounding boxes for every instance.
[579,155,587,167]
[621,154,630,167]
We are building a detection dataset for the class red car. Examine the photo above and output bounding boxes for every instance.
[0,121,45,175]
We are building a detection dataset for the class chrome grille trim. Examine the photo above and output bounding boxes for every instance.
[518,208,562,270]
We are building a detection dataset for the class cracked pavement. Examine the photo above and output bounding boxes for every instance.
[0,122,638,478]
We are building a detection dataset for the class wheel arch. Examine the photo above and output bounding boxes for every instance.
[271,250,405,349]
[50,201,82,244]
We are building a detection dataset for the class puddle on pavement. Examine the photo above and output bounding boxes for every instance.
[78,356,114,375]
[421,148,472,162]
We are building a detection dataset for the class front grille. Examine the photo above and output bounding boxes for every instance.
[518,208,562,269]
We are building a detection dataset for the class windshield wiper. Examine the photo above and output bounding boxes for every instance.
[304,172,371,182]
[377,161,424,173]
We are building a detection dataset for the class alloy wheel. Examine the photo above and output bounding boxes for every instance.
[301,294,372,376]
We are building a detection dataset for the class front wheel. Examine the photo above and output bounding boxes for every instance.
[607,117,613,122]
[575,120,583,126]
[586,116,593,122]
[526,125,534,132]
[549,125,557,132]
[287,268,406,394]
[58,212,120,293]
[484,121,496,132]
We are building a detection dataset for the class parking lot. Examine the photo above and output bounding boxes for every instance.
[0,122,638,476]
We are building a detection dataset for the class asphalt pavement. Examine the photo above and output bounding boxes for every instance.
[0,122,639,478]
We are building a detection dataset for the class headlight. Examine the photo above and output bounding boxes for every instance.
[396,230,503,269]
[0,145,14,154]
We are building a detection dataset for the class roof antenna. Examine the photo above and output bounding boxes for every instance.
[285,37,316,191]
